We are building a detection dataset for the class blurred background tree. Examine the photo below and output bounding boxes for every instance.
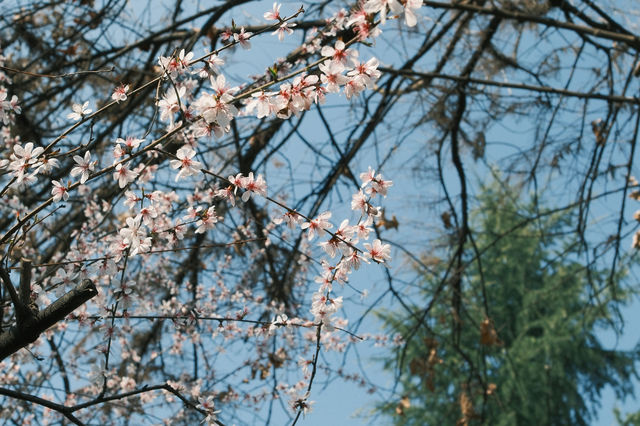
[377,180,639,425]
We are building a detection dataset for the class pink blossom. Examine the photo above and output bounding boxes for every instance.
[264,2,281,21]
[273,210,303,229]
[197,395,221,424]
[363,0,403,25]
[170,146,202,181]
[233,27,253,50]
[363,239,391,263]
[216,185,236,206]
[138,205,158,226]
[320,40,357,66]
[195,206,218,234]
[301,211,332,241]
[344,77,365,99]
[402,0,423,27]
[245,91,277,118]
[51,180,69,202]
[199,54,225,78]
[158,49,193,78]
[319,60,347,93]
[67,101,92,121]
[347,57,381,88]
[70,151,95,184]
[273,22,296,41]
[113,163,138,188]
[344,249,366,271]
[115,136,144,151]
[193,75,238,127]
[111,84,129,102]
[119,215,152,255]
[240,172,267,202]
[157,86,186,123]
[8,95,20,114]
[351,190,367,212]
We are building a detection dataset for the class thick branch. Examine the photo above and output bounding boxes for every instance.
[0,266,30,326]
[0,279,97,360]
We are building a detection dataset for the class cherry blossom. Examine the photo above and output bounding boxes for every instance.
[215,185,236,206]
[344,249,366,271]
[158,49,194,78]
[37,155,59,174]
[240,172,267,202]
[193,75,238,128]
[193,119,226,139]
[2,142,44,183]
[195,206,218,234]
[318,219,354,258]
[197,395,221,424]
[119,215,152,255]
[157,86,186,123]
[67,101,92,121]
[273,210,304,229]
[320,40,358,66]
[111,84,129,102]
[0,7,404,424]
[8,95,19,113]
[177,49,194,68]
[245,91,278,118]
[70,151,95,184]
[0,91,20,124]
[354,216,373,240]
[289,392,314,416]
[210,74,238,98]
[319,60,348,93]
[363,239,391,263]
[113,163,138,188]
[115,136,144,151]
[198,54,225,78]
[15,142,43,162]
[138,204,158,226]
[51,180,69,202]
[364,0,403,25]
[344,77,366,100]
[264,2,282,21]
[273,21,296,41]
[347,57,381,88]
[360,166,377,187]
[233,27,253,49]
[301,211,333,241]
[402,0,423,27]
[360,167,393,197]
[351,190,367,213]
[170,146,203,181]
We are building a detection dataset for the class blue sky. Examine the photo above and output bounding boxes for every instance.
[158,1,640,423]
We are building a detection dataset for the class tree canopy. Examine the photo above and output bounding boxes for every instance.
[378,181,639,425]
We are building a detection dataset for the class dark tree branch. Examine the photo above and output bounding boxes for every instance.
[0,279,97,360]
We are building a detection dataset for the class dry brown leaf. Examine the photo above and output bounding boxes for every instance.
[441,211,453,229]
[379,209,399,230]
[457,390,475,426]
[395,395,410,415]
[480,317,502,347]
[486,383,497,396]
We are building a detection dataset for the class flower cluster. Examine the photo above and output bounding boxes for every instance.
[0,2,420,423]
[0,53,20,126]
